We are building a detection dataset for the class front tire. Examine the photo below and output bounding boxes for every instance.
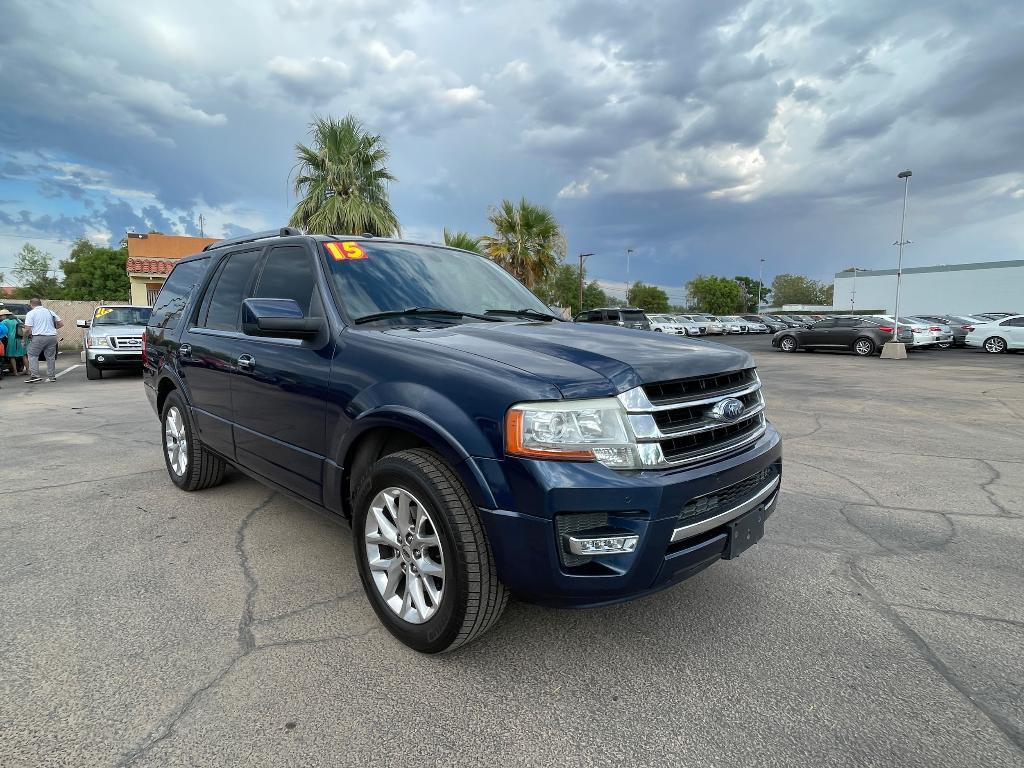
[86,360,102,380]
[853,337,876,356]
[779,336,797,352]
[353,449,508,653]
[983,336,1007,353]
[161,391,226,491]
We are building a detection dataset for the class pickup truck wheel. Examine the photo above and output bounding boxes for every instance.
[353,448,508,653]
[161,391,226,491]
[85,360,102,380]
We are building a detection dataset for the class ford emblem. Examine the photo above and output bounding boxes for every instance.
[710,397,745,422]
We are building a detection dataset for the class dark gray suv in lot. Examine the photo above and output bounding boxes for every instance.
[573,307,651,330]
[772,316,910,355]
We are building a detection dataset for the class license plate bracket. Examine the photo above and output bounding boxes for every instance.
[724,506,766,559]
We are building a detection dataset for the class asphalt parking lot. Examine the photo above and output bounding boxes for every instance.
[2,341,1022,767]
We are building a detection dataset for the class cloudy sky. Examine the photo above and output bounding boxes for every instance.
[2,0,1023,301]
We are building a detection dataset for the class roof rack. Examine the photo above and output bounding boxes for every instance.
[203,227,303,251]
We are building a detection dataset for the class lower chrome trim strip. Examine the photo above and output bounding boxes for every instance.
[670,475,780,543]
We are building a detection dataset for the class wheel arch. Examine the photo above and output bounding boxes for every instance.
[337,410,498,521]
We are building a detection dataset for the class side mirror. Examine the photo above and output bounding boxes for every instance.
[241,298,322,339]
[76,319,90,328]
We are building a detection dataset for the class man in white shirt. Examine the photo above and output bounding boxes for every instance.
[24,298,63,383]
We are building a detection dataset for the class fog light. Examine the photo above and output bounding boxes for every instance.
[96,356,105,362]
[568,534,639,556]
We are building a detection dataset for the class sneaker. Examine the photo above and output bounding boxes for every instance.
[25,376,42,383]
[46,377,57,383]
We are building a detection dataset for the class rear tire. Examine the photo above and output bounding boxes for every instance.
[86,360,102,380]
[853,337,875,356]
[161,390,226,491]
[983,336,1007,354]
[779,336,797,352]
[353,448,508,653]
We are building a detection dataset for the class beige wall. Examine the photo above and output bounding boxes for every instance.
[129,276,165,306]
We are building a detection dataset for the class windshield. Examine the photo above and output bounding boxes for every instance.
[93,307,152,326]
[323,241,551,322]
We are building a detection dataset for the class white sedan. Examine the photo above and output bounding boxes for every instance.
[964,315,1024,353]
[716,316,750,334]
[646,314,690,335]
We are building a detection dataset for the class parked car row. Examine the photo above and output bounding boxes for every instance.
[768,311,1023,356]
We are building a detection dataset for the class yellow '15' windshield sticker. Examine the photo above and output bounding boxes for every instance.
[95,308,113,317]
[326,242,368,261]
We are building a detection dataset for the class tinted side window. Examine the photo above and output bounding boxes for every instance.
[813,319,836,328]
[149,258,209,330]
[254,246,319,316]
[836,318,862,327]
[1005,317,1024,327]
[202,250,262,331]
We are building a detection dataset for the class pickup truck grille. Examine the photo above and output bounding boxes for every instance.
[621,368,766,468]
[110,336,142,350]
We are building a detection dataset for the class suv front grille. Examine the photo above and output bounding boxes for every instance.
[622,368,767,468]
[642,368,757,406]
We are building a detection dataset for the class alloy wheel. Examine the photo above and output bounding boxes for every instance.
[781,337,796,352]
[984,337,1006,353]
[855,339,873,356]
[164,406,188,476]
[364,487,445,624]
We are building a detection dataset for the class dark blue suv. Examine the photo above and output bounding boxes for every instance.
[143,229,782,653]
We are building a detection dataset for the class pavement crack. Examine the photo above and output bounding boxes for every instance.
[786,458,883,506]
[975,459,1019,518]
[254,587,362,628]
[6,468,165,494]
[785,413,823,441]
[845,557,1024,753]
[888,603,1024,630]
[236,493,275,653]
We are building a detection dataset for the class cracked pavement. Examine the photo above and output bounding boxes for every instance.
[1,341,1022,767]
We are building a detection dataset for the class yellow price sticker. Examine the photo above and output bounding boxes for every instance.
[326,241,368,261]
[95,308,113,317]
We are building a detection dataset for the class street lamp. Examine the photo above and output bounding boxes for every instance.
[757,257,765,311]
[578,252,594,313]
[846,266,864,311]
[881,170,912,359]
[626,248,634,304]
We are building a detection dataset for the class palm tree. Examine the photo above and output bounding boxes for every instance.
[480,198,565,289]
[443,229,482,254]
[289,115,400,237]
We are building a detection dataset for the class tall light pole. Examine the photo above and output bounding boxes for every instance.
[757,257,765,311]
[626,248,634,304]
[847,266,862,311]
[881,170,912,359]
[893,170,912,337]
[578,252,594,313]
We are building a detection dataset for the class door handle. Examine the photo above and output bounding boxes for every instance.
[179,343,192,358]
[237,354,255,372]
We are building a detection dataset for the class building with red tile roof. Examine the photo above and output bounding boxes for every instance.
[125,232,219,305]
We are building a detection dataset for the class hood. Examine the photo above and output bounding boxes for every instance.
[385,321,752,399]
[89,324,145,336]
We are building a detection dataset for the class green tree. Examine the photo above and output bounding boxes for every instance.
[289,114,400,237]
[535,261,578,312]
[481,198,565,289]
[12,243,60,298]
[60,238,130,300]
[583,280,611,311]
[628,282,670,313]
[771,273,832,306]
[442,229,482,254]
[733,275,770,312]
[686,275,743,315]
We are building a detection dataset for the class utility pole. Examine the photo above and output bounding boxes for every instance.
[578,252,594,314]
[626,248,634,304]
[757,257,765,311]
[197,213,206,237]
[850,267,858,311]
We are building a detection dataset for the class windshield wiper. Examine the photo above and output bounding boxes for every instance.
[484,308,562,321]
[352,306,500,325]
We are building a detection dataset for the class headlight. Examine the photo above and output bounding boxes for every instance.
[505,399,640,469]
[87,336,110,348]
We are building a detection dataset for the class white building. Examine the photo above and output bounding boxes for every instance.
[834,260,1024,316]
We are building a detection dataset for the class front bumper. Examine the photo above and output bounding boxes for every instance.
[86,348,143,368]
[476,424,783,607]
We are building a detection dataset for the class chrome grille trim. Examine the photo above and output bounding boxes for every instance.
[619,369,766,468]
[670,475,779,542]
[111,336,142,350]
